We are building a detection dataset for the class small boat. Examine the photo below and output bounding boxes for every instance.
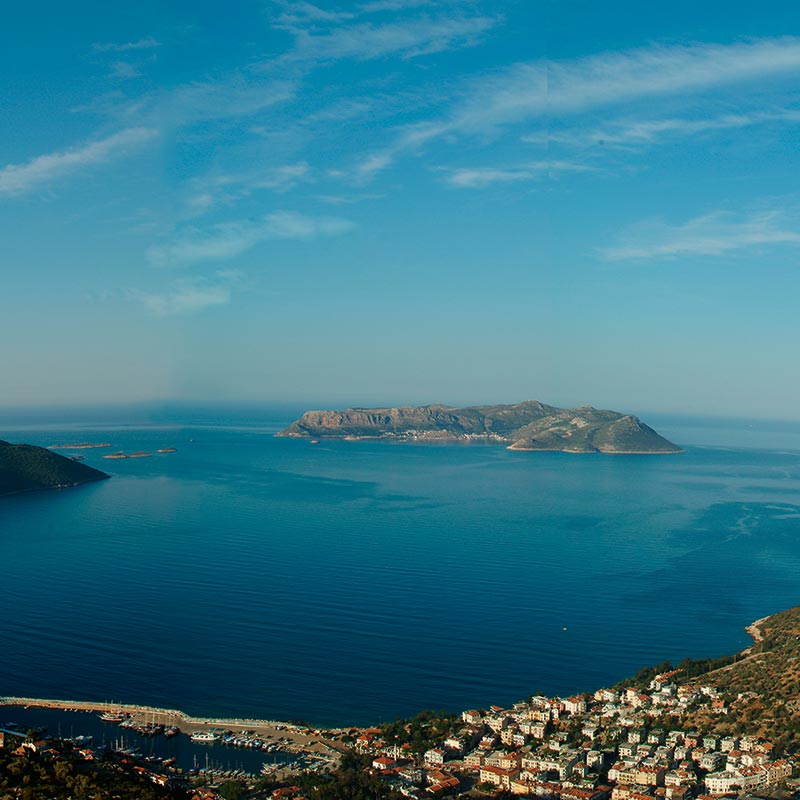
[191,731,221,743]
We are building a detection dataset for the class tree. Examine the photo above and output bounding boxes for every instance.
[218,779,247,800]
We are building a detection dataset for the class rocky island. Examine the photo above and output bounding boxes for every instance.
[0,439,109,497]
[278,401,682,454]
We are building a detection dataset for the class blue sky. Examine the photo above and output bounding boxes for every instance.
[3,0,800,418]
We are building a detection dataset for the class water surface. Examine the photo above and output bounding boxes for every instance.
[2,414,799,725]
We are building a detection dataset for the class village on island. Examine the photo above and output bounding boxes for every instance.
[2,658,799,800]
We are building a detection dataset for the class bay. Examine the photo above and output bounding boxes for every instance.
[2,411,800,726]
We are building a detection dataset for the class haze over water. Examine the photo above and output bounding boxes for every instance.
[3,410,800,726]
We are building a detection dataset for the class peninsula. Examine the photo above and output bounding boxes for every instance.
[278,401,682,454]
[0,439,109,497]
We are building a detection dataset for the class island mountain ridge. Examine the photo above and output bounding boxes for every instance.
[278,400,682,454]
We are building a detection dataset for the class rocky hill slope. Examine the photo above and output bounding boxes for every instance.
[0,440,109,497]
[277,401,682,454]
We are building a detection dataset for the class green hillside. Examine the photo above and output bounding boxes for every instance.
[0,440,109,497]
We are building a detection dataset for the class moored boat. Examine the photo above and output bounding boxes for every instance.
[99,711,127,723]
[190,730,221,743]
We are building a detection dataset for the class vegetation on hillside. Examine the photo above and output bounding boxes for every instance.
[681,606,800,750]
[380,709,460,755]
[0,742,188,799]
[0,440,108,497]
[615,606,800,753]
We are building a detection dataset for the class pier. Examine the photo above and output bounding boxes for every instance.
[0,696,347,755]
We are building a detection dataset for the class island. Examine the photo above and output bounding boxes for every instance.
[278,400,682,454]
[0,439,109,497]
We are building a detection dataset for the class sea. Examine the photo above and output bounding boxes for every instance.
[2,408,800,728]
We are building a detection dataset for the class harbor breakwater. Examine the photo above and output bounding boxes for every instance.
[0,696,347,748]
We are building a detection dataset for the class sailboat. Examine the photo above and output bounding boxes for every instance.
[99,702,127,723]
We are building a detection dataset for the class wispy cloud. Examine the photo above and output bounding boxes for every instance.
[271,1,356,25]
[283,13,497,62]
[186,163,312,214]
[602,209,800,260]
[108,61,142,80]
[352,37,800,178]
[0,127,158,197]
[359,0,460,11]
[147,211,355,267]
[314,192,385,204]
[351,121,446,180]
[446,160,595,188]
[81,70,296,130]
[93,36,161,53]
[130,271,242,316]
[452,38,800,133]
[154,77,297,127]
[522,108,800,149]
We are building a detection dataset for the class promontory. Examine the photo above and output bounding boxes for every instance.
[0,440,109,497]
[277,400,682,454]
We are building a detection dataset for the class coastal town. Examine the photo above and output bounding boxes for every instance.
[352,668,797,800]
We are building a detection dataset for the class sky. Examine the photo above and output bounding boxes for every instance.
[2,0,800,418]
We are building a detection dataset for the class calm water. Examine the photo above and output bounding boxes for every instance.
[2,412,800,726]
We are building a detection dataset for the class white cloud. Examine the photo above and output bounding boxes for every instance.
[283,13,497,62]
[147,211,355,267]
[359,0,460,11]
[522,108,800,149]
[352,121,447,181]
[83,70,296,130]
[130,271,241,316]
[0,127,158,197]
[93,37,161,53]
[452,38,800,133]
[353,37,800,176]
[186,163,312,214]
[271,0,355,25]
[446,160,594,188]
[315,192,385,204]
[157,77,297,127]
[602,209,800,260]
[108,61,142,80]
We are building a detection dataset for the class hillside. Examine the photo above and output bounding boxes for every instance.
[0,440,109,497]
[679,606,800,749]
[277,401,682,454]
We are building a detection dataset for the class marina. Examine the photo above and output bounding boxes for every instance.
[0,700,340,778]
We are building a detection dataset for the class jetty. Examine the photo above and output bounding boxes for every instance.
[0,696,347,754]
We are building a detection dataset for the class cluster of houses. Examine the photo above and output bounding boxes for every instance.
[358,672,797,798]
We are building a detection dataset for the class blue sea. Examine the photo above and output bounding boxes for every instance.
[2,409,800,727]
